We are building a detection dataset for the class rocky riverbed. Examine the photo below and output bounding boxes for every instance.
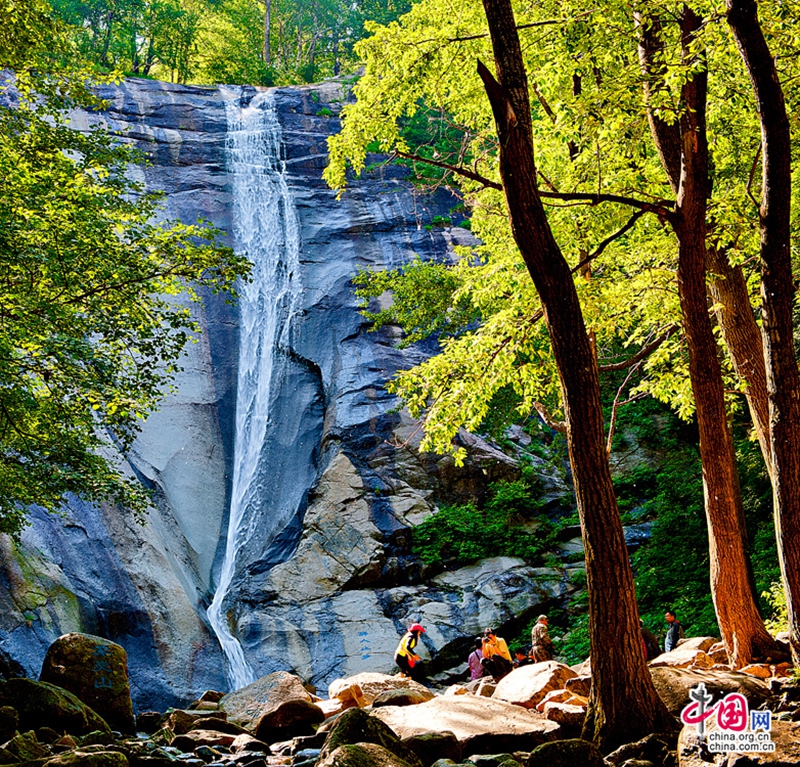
[2,632,799,767]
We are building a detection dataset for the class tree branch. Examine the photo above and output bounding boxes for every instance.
[598,325,679,372]
[571,210,648,274]
[606,362,642,454]
[533,401,567,433]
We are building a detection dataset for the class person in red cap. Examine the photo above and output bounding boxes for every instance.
[394,623,425,681]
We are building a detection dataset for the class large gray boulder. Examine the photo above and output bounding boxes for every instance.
[39,633,135,734]
[219,671,315,731]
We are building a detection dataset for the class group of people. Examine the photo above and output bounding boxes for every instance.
[395,610,685,684]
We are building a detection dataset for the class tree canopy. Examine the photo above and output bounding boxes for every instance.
[0,0,250,535]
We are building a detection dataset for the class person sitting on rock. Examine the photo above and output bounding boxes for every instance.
[513,646,532,668]
[468,637,485,681]
[395,623,426,682]
[480,628,513,680]
[530,615,555,662]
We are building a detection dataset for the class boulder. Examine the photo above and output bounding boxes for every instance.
[230,733,272,754]
[329,674,430,707]
[254,697,325,743]
[42,751,129,767]
[0,730,50,762]
[372,695,559,753]
[319,698,355,719]
[372,688,435,709]
[160,709,227,735]
[541,702,585,729]
[534,689,574,712]
[320,708,422,767]
[0,707,18,744]
[605,733,674,766]
[135,712,162,734]
[649,649,713,670]
[493,662,577,709]
[0,679,110,737]
[467,755,519,767]
[676,637,717,653]
[400,732,462,767]
[564,676,590,698]
[169,729,237,751]
[649,667,771,715]
[39,633,135,734]
[319,743,416,767]
[707,642,729,664]
[188,717,248,736]
[740,664,772,680]
[526,738,605,767]
[219,671,313,731]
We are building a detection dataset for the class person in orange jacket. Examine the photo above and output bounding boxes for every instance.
[395,623,426,681]
[480,627,513,680]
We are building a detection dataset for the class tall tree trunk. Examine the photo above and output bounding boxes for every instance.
[727,0,800,665]
[478,0,676,751]
[637,8,780,666]
[263,0,272,66]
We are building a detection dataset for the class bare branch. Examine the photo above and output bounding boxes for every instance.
[533,401,567,433]
[606,362,642,454]
[571,210,647,274]
[598,324,679,372]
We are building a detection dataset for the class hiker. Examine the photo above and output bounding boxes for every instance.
[468,637,484,681]
[664,610,684,653]
[481,628,513,680]
[641,619,661,660]
[530,614,555,662]
[513,646,532,668]
[395,623,426,682]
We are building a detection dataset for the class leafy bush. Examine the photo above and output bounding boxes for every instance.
[412,470,554,567]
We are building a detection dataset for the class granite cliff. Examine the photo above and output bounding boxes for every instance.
[0,79,572,708]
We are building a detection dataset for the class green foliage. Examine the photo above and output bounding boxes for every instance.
[353,258,478,348]
[762,582,788,635]
[0,9,250,535]
[412,468,553,568]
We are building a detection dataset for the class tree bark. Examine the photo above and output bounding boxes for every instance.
[635,10,773,478]
[263,0,272,66]
[478,0,676,751]
[671,5,779,668]
[727,0,800,665]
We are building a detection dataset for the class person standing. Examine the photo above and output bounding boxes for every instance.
[641,619,661,660]
[468,637,484,681]
[481,628,513,680]
[664,610,684,653]
[395,623,426,681]
[530,615,555,662]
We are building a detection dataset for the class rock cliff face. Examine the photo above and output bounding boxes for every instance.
[0,79,571,708]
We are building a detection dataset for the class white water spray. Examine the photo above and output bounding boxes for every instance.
[207,89,301,691]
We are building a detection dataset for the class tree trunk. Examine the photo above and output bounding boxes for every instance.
[672,6,778,668]
[478,0,676,751]
[637,8,779,666]
[727,0,800,665]
[263,0,272,66]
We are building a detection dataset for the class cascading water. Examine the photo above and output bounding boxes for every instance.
[207,89,301,691]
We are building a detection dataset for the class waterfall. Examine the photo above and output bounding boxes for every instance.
[207,89,301,691]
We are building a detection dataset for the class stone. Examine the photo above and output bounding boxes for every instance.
[189,718,248,736]
[526,738,605,767]
[443,686,468,697]
[563,676,590,698]
[170,730,237,751]
[372,688,435,708]
[0,729,50,762]
[319,708,422,767]
[329,675,430,707]
[372,696,559,753]
[708,642,730,664]
[43,750,129,767]
[649,667,771,715]
[676,637,718,653]
[400,732,462,767]
[230,733,272,754]
[0,678,110,737]
[319,743,416,767]
[466,755,520,767]
[739,665,772,680]
[649,649,714,670]
[254,698,325,743]
[0,707,17,744]
[541,702,585,729]
[220,672,313,731]
[136,712,162,734]
[534,689,574,712]
[319,698,355,718]
[493,662,578,709]
[40,634,135,734]
[160,710,227,736]
[605,733,674,766]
